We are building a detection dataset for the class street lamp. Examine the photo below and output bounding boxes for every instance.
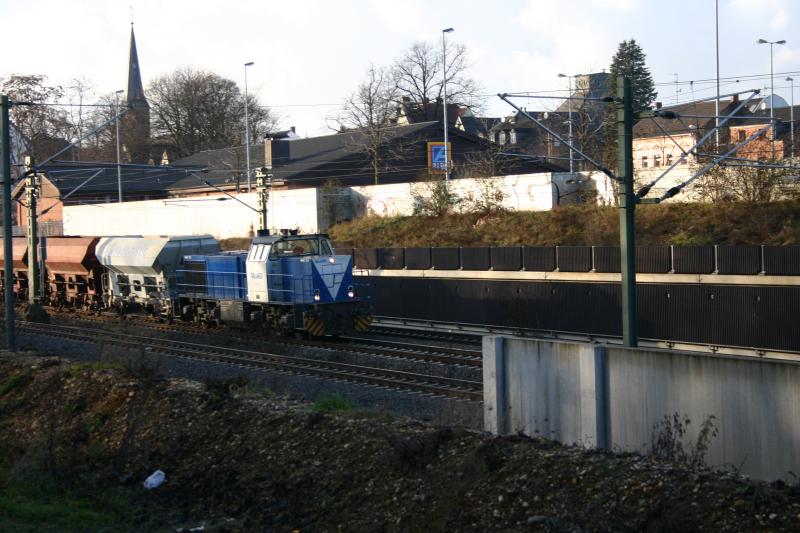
[441,28,454,181]
[558,73,577,172]
[787,76,795,158]
[244,61,255,192]
[757,38,786,158]
[114,89,124,203]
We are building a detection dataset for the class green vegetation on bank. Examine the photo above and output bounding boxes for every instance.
[328,200,800,248]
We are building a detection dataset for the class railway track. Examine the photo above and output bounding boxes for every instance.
[17,320,484,401]
[35,310,484,368]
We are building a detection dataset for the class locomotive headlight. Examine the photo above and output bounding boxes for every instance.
[314,289,321,302]
[328,257,335,264]
[347,285,354,298]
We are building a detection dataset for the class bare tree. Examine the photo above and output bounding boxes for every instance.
[331,65,403,184]
[0,74,71,162]
[148,67,279,159]
[392,40,483,112]
[694,162,797,203]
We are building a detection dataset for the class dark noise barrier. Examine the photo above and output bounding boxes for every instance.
[345,244,800,352]
[366,276,800,352]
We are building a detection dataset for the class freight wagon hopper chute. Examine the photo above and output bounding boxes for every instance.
[95,235,219,317]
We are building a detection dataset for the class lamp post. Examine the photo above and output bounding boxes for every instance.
[244,61,255,192]
[757,38,786,158]
[558,73,576,172]
[787,76,795,159]
[441,28,453,181]
[114,89,124,203]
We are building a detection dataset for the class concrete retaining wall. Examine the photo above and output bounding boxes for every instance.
[62,172,590,239]
[63,190,320,238]
[484,336,800,481]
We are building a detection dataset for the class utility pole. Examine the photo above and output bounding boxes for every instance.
[256,137,273,232]
[715,0,721,148]
[0,95,15,350]
[115,89,124,203]
[441,28,454,182]
[23,157,47,322]
[617,76,637,347]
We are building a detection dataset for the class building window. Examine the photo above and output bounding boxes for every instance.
[738,130,746,142]
[654,155,661,167]
[666,153,673,166]
[509,129,517,144]
[641,156,649,168]
[498,131,506,144]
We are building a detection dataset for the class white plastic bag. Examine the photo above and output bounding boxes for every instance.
[143,469,166,489]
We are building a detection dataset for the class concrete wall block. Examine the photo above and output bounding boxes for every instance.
[607,347,800,481]
[490,336,800,480]
[482,336,506,435]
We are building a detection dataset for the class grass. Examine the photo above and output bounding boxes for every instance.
[0,372,32,397]
[0,466,135,532]
[328,200,800,248]
[311,393,352,413]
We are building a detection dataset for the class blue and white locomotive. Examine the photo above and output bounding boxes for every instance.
[176,232,372,336]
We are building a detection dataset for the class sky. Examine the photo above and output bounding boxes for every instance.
[1,0,798,137]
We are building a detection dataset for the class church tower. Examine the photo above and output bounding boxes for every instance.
[121,24,151,163]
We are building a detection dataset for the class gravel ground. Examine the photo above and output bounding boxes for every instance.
[1,352,799,532]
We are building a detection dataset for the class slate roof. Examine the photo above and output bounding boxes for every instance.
[18,161,194,201]
[169,121,561,192]
[632,99,736,138]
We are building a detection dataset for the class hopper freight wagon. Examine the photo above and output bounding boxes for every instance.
[95,235,219,318]
[42,237,103,310]
[176,233,372,336]
[0,237,30,301]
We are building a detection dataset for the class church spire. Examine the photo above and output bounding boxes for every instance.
[126,24,148,108]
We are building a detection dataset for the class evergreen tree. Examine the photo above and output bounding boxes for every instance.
[603,39,657,167]
[608,39,657,111]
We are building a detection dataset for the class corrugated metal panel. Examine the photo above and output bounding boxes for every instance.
[557,246,592,272]
[379,247,405,269]
[716,245,761,275]
[432,247,460,270]
[353,248,378,269]
[404,247,431,270]
[763,246,800,275]
[522,246,556,271]
[637,246,671,273]
[593,246,620,273]
[490,247,522,271]
[461,247,491,270]
[672,246,715,274]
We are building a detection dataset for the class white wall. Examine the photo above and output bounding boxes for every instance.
[353,172,589,216]
[63,190,320,238]
[63,172,589,239]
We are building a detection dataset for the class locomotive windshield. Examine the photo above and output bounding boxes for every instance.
[269,237,333,258]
